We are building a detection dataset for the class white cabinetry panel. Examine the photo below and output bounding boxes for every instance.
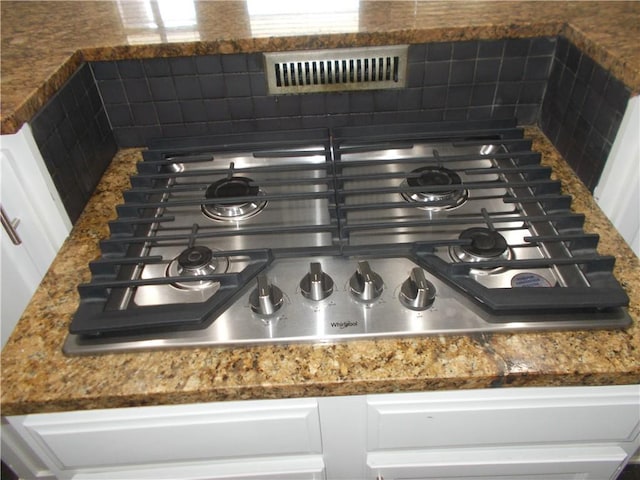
[594,95,640,255]
[71,455,325,480]
[1,421,55,479]
[367,385,640,450]
[12,398,321,471]
[0,124,70,347]
[317,395,367,480]
[4,385,639,479]
[367,445,628,480]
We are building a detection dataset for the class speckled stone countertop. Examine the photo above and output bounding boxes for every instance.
[1,1,639,134]
[1,127,638,416]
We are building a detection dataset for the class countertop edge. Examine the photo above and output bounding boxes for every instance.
[6,372,640,416]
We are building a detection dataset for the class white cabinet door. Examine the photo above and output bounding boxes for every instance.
[367,445,628,480]
[7,398,323,478]
[367,385,640,451]
[0,165,45,344]
[0,124,70,347]
[594,95,640,255]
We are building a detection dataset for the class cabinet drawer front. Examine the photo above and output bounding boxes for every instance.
[71,454,326,480]
[20,398,322,470]
[367,445,627,480]
[368,385,640,450]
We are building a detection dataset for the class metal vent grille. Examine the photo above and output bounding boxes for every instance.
[264,45,408,94]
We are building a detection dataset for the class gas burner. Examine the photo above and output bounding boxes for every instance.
[166,246,229,290]
[401,166,468,210]
[202,176,267,221]
[449,227,513,272]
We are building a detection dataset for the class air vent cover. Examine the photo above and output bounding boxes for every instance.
[264,45,408,94]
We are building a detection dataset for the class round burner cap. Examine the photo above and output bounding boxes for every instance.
[202,176,267,221]
[401,166,467,210]
[206,177,259,206]
[177,246,214,270]
[459,227,509,259]
[449,227,513,273]
[167,246,229,291]
[408,166,459,190]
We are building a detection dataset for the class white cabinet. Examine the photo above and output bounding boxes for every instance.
[367,445,629,480]
[365,385,640,480]
[71,456,325,480]
[594,95,640,255]
[3,385,639,480]
[366,386,640,450]
[0,124,71,347]
[5,398,324,480]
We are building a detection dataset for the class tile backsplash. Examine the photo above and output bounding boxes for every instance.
[540,37,630,191]
[28,36,632,222]
[30,64,116,223]
[92,37,556,148]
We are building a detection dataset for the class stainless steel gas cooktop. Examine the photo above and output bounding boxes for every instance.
[64,119,631,355]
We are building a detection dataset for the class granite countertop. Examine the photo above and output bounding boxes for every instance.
[1,127,639,416]
[1,1,639,134]
[1,2,639,416]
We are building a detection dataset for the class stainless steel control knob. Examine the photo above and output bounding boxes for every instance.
[249,274,284,315]
[300,262,334,301]
[349,261,383,301]
[399,267,436,311]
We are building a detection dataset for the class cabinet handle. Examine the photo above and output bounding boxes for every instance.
[1,206,22,245]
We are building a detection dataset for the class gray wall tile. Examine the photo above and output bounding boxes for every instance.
[478,40,504,58]
[426,42,452,61]
[30,64,117,223]
[156,101,183,124]
[118,60,145,78]
[225,74,252,97]
[174,76,202,99]
[181,100,208,122]
[149,77,177,101]
[123,78,152,103]
[169,57,197,76]
[540,39,630,191]
[222,53,248,73]
[453,41,478,60]
[144,58,171,77]
[195,55,223,74]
